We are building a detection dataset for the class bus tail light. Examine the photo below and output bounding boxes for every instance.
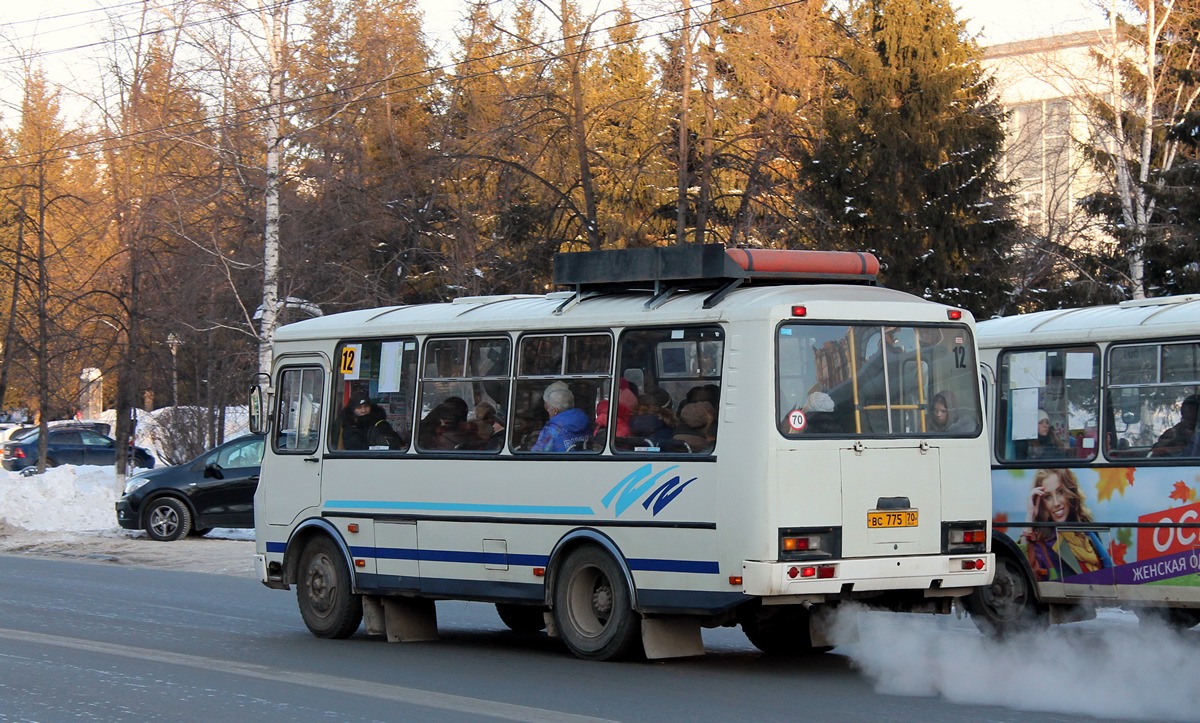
[778,527,840,561]
[947,309,963,320]
[960,558,986,571]
[787,564,837,579]
[791,305,807,317]
[943,521,988,554]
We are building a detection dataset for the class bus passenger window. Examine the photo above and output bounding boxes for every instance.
[513,333,612,454]
[616,326,723,455]
[416,336,510,453]
[1108,343,1200,460]
[997,347,1098,463]
[330,339,417,453]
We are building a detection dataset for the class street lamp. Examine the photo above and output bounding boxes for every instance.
[167,333,182,406]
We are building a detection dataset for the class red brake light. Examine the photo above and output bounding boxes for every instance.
[947,309,963,320]
[791,305,807,317]
[13,448,25,459]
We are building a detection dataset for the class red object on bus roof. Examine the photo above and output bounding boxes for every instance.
[724,247,880,277]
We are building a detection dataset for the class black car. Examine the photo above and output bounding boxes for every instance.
[115,434,264,541]
[1,428,155,473]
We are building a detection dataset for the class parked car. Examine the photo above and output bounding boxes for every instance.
[1,420,112,444]
[1,428,155,473]
[115,434,264,542]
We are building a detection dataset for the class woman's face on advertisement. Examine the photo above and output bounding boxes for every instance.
[1040,474,1072,522]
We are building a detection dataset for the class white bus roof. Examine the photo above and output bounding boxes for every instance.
[274,283,963,343]
[977,294,1200,347]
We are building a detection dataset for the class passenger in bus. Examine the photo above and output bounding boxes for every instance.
[630,390,677,444]
[801,391,840,433]
[594,379,637,440]
[1024,409,1067,459]
[927,391,971,434]
[531,387,593,452]
[339,398,405,450]
[1022,468,1113,582]
[1150,394,1200,457]
[469,402,505,448]
[418,397,471,450]
[674,388,718,450]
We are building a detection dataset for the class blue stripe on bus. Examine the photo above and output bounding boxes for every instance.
[627,558,720,574]
[324,500,596,515]
[272,541,718,575]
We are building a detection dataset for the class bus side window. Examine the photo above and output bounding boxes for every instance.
[513,333,612,454]
[996,347,1098,463]
[617,326,723,455]
[416,337,511,454]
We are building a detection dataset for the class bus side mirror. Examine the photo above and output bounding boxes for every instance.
[1121,410,1138,427]
[248,382,266,435]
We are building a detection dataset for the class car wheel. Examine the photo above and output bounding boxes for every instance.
[296,536,363,639]
[144,497,191,542]
[496,603,548,633]
[740,607,830,655]
[552,546,641,661]
[1135,606,1200,630]
[963,551,1047,637]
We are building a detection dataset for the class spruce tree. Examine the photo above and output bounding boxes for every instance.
[800,0,1015,316]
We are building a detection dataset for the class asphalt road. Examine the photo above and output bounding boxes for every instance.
[0,549,1152,723]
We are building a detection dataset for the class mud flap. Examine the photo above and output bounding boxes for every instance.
[367,597,439,642]
[641,616,705,659]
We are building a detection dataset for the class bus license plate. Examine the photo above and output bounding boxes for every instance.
[867,510,918,528]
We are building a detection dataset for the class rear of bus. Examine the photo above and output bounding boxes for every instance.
[734,291,993,647]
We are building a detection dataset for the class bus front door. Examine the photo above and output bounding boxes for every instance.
[260,362,327,526]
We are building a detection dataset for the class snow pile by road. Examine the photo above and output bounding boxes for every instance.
[0,466,120,533]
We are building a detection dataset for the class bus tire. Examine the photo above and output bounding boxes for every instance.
[740,607,830,655]
[963,551,1046,637]
[552,546,641,661]
[1135,606,1200,630]
[296,536,363,639]
[144,497,191,542]
[495,603,547,633]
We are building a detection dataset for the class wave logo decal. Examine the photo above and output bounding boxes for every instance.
[601,464,697,517]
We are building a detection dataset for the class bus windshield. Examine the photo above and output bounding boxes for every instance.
[777,323,980,437]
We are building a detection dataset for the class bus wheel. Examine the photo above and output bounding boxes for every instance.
[296,536,363,639]
[145,498,191,542]
[963,553,1045,637]
[741,608,830,655]
[1135,607,1200,630]
[495,603,547,633]
[552,547,641,661]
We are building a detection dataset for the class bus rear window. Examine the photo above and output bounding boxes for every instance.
[777,323,980,437]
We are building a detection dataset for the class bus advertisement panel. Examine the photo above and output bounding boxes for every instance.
[967,294,1200,635]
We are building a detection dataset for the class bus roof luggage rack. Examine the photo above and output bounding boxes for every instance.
[553,244,879,309]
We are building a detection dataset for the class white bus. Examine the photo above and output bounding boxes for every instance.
[964,294,1200,635]
[249,245,993,660]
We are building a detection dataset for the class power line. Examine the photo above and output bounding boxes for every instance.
[0,0,306,66]
[0,0,813,170]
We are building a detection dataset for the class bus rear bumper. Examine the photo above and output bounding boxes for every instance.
[742,554,995,599]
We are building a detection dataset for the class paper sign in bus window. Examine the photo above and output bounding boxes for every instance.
[1009,351,1046,389]
[1012,387,1040,440]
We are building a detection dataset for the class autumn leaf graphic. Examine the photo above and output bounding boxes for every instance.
[993,512,1009,534]
[1169,480,1197,504]
[1096,467,1134,502]
[1108,539,1128,566]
